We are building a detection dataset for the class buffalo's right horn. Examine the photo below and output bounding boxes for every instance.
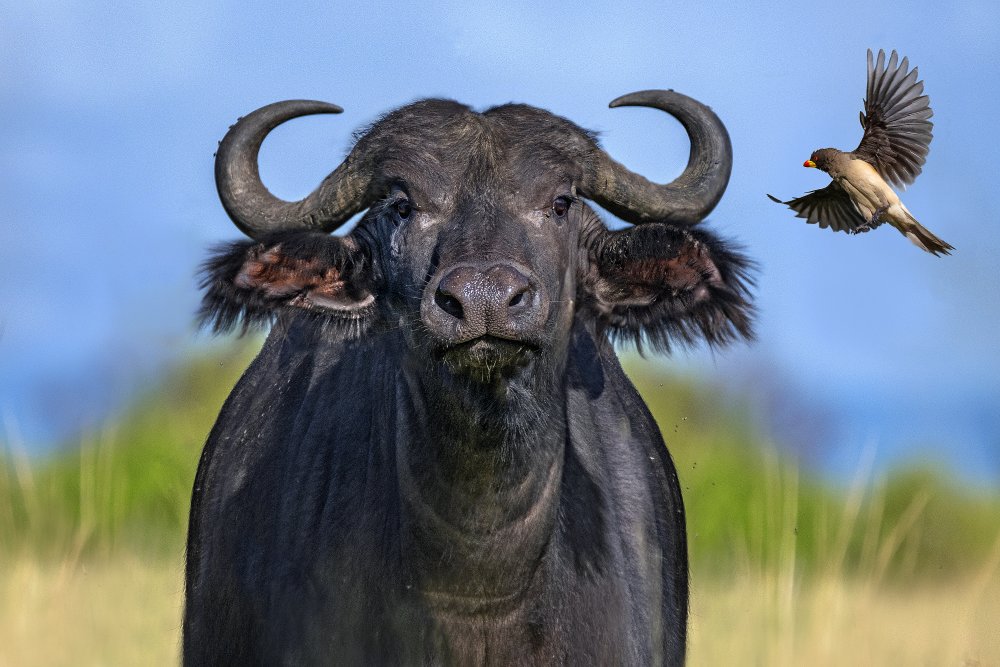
[215,100,375,239]
[582,90,732,226]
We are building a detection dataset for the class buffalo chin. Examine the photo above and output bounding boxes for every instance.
[438,337,535,383]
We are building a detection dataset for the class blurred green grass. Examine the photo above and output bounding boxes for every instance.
[2,342,998,582]
[0,341,258,561]
[626,360,1000,583]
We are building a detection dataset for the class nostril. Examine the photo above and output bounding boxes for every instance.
[435,288,465,320]
[507,288,528,310]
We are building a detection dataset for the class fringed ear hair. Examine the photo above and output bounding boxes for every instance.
[198,231,378,337]
[582,223,754,354]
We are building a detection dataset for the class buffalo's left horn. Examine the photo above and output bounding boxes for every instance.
[215,100,375,239]
[582,90,732,225]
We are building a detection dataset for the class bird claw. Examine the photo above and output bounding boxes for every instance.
[851,206,888,234]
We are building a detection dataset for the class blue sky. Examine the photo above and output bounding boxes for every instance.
[2,1,998,482]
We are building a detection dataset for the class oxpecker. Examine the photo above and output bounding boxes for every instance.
[768,49,952,256]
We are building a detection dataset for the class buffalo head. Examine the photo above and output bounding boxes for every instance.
[200,92,752,388]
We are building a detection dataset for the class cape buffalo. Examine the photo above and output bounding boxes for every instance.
[185,90,753,665]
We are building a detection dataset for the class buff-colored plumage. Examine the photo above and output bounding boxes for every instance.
[768,49,953,256]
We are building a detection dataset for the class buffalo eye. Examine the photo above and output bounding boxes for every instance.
[552,196,571,219]
[393,199,413,221]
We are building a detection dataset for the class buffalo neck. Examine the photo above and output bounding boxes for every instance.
[395,352,567,606]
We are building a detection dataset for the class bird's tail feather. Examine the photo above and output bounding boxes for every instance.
[897,207,954,256]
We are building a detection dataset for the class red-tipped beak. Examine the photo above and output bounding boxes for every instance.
[803,160,817,168]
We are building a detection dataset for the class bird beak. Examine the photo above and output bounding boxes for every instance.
[803,160,817,168]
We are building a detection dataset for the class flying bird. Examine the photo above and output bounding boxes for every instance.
[768,49,953,256]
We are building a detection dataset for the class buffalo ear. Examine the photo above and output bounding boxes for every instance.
[583,224,754,353]
[198,232,377,335]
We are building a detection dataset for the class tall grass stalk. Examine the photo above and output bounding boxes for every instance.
[688,436,1000,665]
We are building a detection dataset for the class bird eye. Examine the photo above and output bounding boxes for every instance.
[552,196,571,218]
[393,199,413,221]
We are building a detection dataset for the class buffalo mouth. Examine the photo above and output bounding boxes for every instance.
[438,336,536,378]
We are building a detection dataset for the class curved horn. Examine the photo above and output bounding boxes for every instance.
[215,100,375,238]
[582,90,732,225]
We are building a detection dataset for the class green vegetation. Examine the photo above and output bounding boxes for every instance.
[624,361,1000,583]
[0,341,258,561]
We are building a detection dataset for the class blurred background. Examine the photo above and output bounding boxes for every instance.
[2,1,998,664]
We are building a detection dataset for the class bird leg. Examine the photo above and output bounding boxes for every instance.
[851,205,888,234]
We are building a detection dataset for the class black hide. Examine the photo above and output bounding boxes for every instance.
[185,317,687,665]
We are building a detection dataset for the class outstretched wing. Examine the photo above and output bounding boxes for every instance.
[854,48,933,189]
[767,182,877,234]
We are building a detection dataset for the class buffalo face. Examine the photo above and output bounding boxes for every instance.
[368,105,586,383]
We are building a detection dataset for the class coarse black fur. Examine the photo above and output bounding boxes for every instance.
[582,222,755,354]
[198,231,379,339]
[185,97,755,666]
